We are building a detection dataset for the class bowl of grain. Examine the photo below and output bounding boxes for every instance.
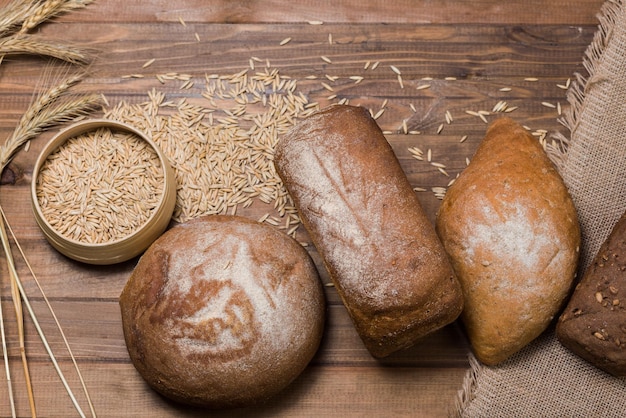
[31,119,176,265]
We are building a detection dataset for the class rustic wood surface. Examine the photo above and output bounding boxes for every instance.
[0,1,607,416]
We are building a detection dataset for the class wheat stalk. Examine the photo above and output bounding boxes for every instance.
[0,0,38,37]
[0,35,91,65]
[19,0,94,35]
[0,0,94,38]
[0,71,102,172]
[0,69,100,416]
[0,287,16,417]
[0,205,98,417]
[0,213,36,417]
[0,210,87,417]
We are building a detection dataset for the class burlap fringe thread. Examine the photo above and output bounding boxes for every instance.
[452,0,626,416]
[548,0,623,170]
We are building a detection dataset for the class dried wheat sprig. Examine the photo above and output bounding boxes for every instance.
[0,75,102,172]
[0,0,93,37]
[18,0,94,35]
[0,0,38,37]
[0,287,16,418]
[0,206,97,417]
[0,35,90,65]
[0,212,36,417]
[0,210,86,418]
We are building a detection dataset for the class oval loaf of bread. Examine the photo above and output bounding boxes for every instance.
[436,117,581,365]
[274,104,464,358]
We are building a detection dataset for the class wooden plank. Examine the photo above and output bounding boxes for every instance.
[57,0,605,25]
[0,360,468,417]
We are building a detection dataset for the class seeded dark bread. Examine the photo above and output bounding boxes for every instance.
[119,215,325,408]
[274,104,464,358]
[436,117,581,365]
[557,209,626,376]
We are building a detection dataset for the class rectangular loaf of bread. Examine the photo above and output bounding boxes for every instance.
[274,104,464,358]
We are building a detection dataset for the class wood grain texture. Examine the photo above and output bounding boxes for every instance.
[0,0,605,416]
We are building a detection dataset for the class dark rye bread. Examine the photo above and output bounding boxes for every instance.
[557,210,626,377]
[119,215,325,408]
[274,104,464,358]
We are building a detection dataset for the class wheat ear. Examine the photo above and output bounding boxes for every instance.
[0,0,38,37]
[19,0,94,35]
[0,72,102,172]
[0,35,91,65]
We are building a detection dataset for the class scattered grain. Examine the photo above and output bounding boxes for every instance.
[397,74,404,89]
[280,37,292,46]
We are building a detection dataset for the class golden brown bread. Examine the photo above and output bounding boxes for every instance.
[274,104,464,358]
[119,215,325,408]
[436,117,581,365]
[557,209,626,377]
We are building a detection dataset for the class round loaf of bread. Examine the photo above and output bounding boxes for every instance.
[119,215,325,408]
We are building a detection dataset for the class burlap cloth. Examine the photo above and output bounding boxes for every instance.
[455,0,626,416]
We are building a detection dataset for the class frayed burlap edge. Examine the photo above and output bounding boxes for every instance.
[548,0,623,169]
[453,1,626,415]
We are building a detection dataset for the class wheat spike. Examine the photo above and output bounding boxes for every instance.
[0,35,91,64]
[19,0,93,34]
[0,0,38,37]
[0,71,102,171]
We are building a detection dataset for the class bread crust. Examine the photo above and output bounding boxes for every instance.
[436,117,581,365]
[274,104,463,358]
[119,215,325,408]
[557,210,626,376]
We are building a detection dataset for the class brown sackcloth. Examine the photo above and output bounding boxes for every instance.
[455,0,626,416]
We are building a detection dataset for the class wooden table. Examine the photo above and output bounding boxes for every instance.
[0,1,606,416]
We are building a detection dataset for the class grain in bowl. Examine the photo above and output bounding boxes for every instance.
[31,119,176,265]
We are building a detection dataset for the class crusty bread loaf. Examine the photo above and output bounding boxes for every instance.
[119,215,325,408]
[274,104,464,358]
[557,209,626,376]
[436,117,581,365]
